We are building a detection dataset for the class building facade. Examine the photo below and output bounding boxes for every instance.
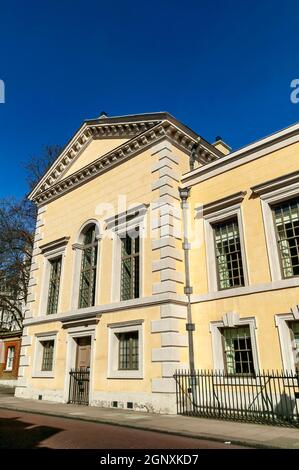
[15,113,299,413]
[0,310,22,387]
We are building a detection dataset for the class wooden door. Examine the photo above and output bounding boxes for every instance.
[76,337,91,369]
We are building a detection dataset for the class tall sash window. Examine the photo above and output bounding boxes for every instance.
[213,218,245,289]
[290,322,299,372]
[121,229,140,301]
[78,226,98,308]
[47,257,62,315]
[222,326,254,375]
[273,198,299,278]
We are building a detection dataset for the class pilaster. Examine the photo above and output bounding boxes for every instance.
[151,143,184,296]
[16,206,47,395]
[151,303,188,394]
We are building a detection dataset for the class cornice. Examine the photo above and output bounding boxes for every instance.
[182,122,299,188]
[31,120,219,206]
[250,170,299,196]
[23,293,188,327]
[39,236,70,253]
[0,330,22,338]
[202,191,247,216]
[105,203,149,231]
[29,120,158,200]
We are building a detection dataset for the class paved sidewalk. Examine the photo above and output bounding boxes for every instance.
[0,394,298,449]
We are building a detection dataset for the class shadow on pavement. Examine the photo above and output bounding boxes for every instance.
[0,415,62,449]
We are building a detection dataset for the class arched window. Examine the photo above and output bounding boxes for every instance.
[78,225,98,308]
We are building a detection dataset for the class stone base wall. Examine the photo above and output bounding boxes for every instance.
[15,385,177,414]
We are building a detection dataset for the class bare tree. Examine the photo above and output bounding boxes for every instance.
[25,145,62,191]
[0,145,61,332]
[0,198,35,330]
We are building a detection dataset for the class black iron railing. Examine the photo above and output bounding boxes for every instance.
[174,369,299,427]
[68,368,90,405]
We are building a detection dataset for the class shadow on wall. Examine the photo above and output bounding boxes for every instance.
[274,393,297,422]
[0,415,62,449]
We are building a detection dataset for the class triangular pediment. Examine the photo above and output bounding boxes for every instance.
[61,137,130,180]
[29,112,223,205]
[29,114,163,201]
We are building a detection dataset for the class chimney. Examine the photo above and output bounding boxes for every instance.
[213,136,231,156]
[99,111,108,119]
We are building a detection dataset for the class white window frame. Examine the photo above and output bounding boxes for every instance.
[5,346,15,371]
[260,183,299,282]
[32,332,57,378]
[204,204,249,293]
[107,320,144,379]
[107,205,147,303]
[275,305,299,372]
[210,312,259,372]
[71,219,102,310]
[39,244,67,316]
[63,321,97,404]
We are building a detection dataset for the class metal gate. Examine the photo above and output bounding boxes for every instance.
[68,368,90,405]
[174,369,299,427]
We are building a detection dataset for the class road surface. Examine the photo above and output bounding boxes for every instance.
[0,409,248,449]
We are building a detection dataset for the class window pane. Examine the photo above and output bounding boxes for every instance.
[6,346,15,370]
[134,255,140,298]
[223,327,254,374]
[41,340,54,371]
[121,257,132,301]
[118,331,139,370]
[122,234,132,256]
[121,231,140,301]
[78,226,98,308]
[214,218,244,289]
[47,257,62,315]
[290,322,299,372]
[273,198,299,278]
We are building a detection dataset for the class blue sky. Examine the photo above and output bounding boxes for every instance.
[1,0,299,198]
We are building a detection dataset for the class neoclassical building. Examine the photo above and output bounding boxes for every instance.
[15,112,299,413]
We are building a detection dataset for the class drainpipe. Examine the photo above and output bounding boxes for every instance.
[179,187,195,372]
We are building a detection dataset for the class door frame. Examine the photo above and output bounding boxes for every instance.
[75,336,92,369]
[63,326,96,405]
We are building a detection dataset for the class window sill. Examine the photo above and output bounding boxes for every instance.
[192,277,299,302]
[32,372,55,379]
[108,370,143,380]
[218,285,245,292]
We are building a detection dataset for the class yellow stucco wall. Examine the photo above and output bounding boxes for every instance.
[189,142,299,294]
[26,306,162,394]
[62,138,129,178]
[33,147,160,315]
[20,121,299,406]
[21,135,190,404]
[192,287,299,370]
[187,141,299,370]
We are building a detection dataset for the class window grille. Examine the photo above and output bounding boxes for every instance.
[41,340,54,371]
[79,226,98,308]
[117,331,139,370]
[222,326,254,374]
[5,346,15,370]
[290,321,299,372]
[273,198,299,278]
[121,229,140,300]
[47,257,62,315]
[213,218,244,289]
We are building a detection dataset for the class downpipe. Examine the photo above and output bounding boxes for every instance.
[179,187,198,409]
